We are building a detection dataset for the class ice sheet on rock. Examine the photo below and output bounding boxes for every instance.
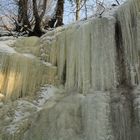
[6,85,58,134]
[23,53,36,59]
[0,51,55,100]
[6,124,17,135]
[13,100,38,122]
[40,0,140,94]
[6,100,38,134]
[0,42,16,53]
[42,61,52,66]
[115,0,140,85]
[82,91,114,140]
[41,16,117,93]
[33,85,57,107]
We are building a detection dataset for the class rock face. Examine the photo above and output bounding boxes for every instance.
[0,0,140,140]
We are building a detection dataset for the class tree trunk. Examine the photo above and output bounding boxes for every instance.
[55,0,64,27]
[16,0,31,31]
[32,0,47,36]
[76,0,80,20]
[22,0,30,28]
[32,19,42,36]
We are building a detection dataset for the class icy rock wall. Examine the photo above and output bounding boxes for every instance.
[41,0,140,94]
[82,91,113,140]
[0,37,58,100]
[64,18,117,92]
[1,0,140,139]
[0,54,45,100]
[115,0,140,86]
[13,36,40,56]
[41,17,117,93]
[19,93,113,140]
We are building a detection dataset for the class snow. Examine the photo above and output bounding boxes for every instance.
[6,85,58,134]
[6,125,17,135]
[13,100,37,122]
[34,85,57,107]
[0,36,16,53]
[23,53,36,59]
[0,42,16,53]
[42,61,52,66]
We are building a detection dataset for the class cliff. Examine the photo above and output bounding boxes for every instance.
[0,0,140,140]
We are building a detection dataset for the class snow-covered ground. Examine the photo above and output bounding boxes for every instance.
[5,85,63,134]
[0,37,16,53]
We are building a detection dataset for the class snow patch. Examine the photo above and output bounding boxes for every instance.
[0,42,16,53]
[6,85,58,134]
[0,37,16,53]
[33,85,57,107]
[42,61,52,66]
[23,53,36,59]
[6,125,17,135]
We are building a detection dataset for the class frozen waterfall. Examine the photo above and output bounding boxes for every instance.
[0,0,140,140]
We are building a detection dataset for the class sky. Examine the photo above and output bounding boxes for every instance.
[64,0,126,24]
[0,0,126,25]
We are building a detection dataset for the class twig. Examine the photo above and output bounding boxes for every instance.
[96,1,105,17]
[115,0,120,5]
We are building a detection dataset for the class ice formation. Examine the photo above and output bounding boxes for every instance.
[41,0,140,94]
[0,0,140,140]
[0,37,58,100]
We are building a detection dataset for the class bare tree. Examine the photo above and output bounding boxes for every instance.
[31,0,47,36]
[0,0,126,36]
[75,0,80,20]
[0,0,53,36]
[68,0,87,21]
[54,0,64,27]
[16,0,31,32]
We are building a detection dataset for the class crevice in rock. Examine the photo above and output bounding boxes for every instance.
[115,20,127,87]
[62,61,66,85]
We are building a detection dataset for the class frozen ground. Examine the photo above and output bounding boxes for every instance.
[4,85,64,134]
